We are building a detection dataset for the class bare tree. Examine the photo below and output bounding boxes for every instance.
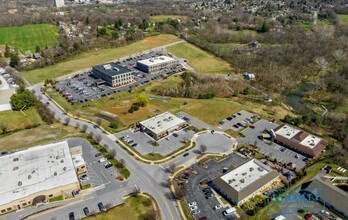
[102,143,109,151]
[109,148,117,159]
[64,117,70,125]
[119,159,126,168]
[200,144,207,154]
[75,122,80,129]
[81,124,88,132]
[168,163,176,173]
[96,118,102,126]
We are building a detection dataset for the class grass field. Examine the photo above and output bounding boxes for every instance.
[0,24,58,53]
[22,34,180,84]
[338,14,348,25]
[85,196,157,220]
[166,42,232,73]
[149,15,188,23]
[0,108,43,132]
[0,123,84,152]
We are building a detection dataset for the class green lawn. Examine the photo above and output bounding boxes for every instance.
[149,15,188,23]
[166,42,233,73]
[22,34,180,84]
[0,123,84,152]
[338,14,348,25]
[85,196,157,220]
[0,24,58,53]
[0,107,43,132]
[300,21,311,30]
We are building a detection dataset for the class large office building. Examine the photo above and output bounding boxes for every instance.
[273,124,327,157]
[136,56,178,73]
[139,112,188,140]
[301,177,348,218]
[92,63,134,87]
[213,159,279,206]
[54,0,64,7]
[0,141,82,215]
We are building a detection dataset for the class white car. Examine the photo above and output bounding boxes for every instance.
[190,206,198,211]
[192,209,200,215]
[188,202,197,207]
[214,205,222,210]
[98,158,106,163]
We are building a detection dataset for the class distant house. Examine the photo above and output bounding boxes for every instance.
[243,72,255,80]
[33,53,42,59]
[248,41,261,49]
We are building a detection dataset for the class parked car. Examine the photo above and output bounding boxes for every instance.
[98,158,106,163]
[202,187,212,193]
[80,174,88,182]
[237,112,242,115]
[190,206,198,211]
[249,125,255,129]
[131,143,138,147]
[295,154,299,159]
[188,202,197,207]
[303,157,309,162]
[95,153,102,157]
[98,202,107,212]
[206,194,215,199]
[219,120,225,125]
[183,152,189,157]
[104,163,113,169]
[281,148,286,152]
[192,209,201,215]
[233,124,239,129]
[83,207,90,216]
[226,117,233,121]
[231,114,236,118]
[69,212,75,220]
[214,205,222,210]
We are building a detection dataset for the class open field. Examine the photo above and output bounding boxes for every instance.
[85,195,157,220]
[166,42,233,73]
[149,15,188,23]
[0,107,43,132]
[0,123,84,152]
[338,14,348,25]
[45,74,293,131]
[22,34,180,84]
[0,24,58,53]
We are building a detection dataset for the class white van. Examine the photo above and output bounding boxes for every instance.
[223,207,236,216]
[98,158,106,163]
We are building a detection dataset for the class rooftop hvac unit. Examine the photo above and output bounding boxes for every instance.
[310,143,315,146]
[103,64,111,70]
[228,179,232,184]
[114,67,119,71]
[240,179,245,183]
[258,167,263,172]
[249,167,254,171]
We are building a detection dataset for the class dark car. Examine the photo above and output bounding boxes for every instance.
[281,148,286,152]
[83,207,90,216]
[95,153,102,157]
[98,202,107,212]
[219,120,225,125]
[231,114,236,118]
[226,116,233,121]
[233,124,239,128]
[69,212,75,220]
[105,163,113,169]
[0,151,8,156]
[303,157,309,162]
[237,112,242,115]
[202,187,212,193]
[131,143,138,147]
[183,152,189,157]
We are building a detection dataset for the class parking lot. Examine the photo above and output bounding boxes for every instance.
[181,154,247,220]
[115,128,195,156]
[218,110,256,131]
[54,51,183,103]
[239,119,307,169]
[195,132,236,153]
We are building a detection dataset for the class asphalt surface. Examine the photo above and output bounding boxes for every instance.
[238,119,307,169]
[182,154,247,220]
[218,110,255,131]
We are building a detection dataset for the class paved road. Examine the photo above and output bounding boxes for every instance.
[20,84,181,220]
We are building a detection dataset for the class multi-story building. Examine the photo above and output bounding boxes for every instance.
[54,0,65,7]
[0,141,83,215]
[92,63,134,87]
[213,159,279,206]
[136,56,178,73]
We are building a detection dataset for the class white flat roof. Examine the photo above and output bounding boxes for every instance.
[300,135,322,149]
[0,141,79,206]
[275,124,301,139]
[140,112,186,135]
[220,159,273,192]
[137,56,176,67]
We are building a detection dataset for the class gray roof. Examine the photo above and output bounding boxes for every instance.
[93,63,132,76]
[302,177,348,216]
[213,159,279,203]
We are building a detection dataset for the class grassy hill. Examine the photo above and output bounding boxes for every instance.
[22,34,180,84]
[0,24,59,53]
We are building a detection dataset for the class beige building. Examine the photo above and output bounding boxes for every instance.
[0,141,82,215]
[213,159,279,206]
[136,56,178,73]
[139,112,188,140]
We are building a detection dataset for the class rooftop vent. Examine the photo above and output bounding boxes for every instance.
[63,167,67,171]
[18,181,22,186]
[54,172,57,176]
[13,166,18,171]
[240,179,245,183]
[13,158,19,162]
[258,167,264,172]
[28,175,31,180]
[61,159,64,163]
[249,167,254,172]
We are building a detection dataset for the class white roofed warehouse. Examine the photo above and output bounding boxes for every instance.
[136,56,178,73]
[212,159,279,206]
[0,141,82,215]
[139,112,188,140]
